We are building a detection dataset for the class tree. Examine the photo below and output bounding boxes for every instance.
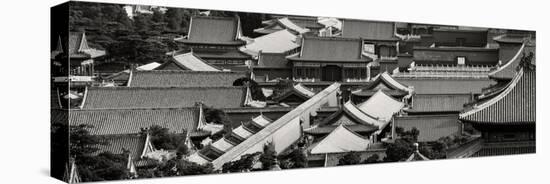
[67,124,129,181]
[383,127,419,162]
[338,152,362,166]
[142,125,186,151]
[363,154,381,164]
[233,77,266,101]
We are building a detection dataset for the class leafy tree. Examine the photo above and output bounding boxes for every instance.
[338,152,362,166]
[383,127,419,162]
[233,77,266,101]
[67,124,129,181]
[280,145,308,169]
[142,125,186,151]
[363,154,381,164]
[222,153,262,173]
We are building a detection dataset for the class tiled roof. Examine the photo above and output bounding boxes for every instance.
[68,32,106,59]
[158,52,220,71]
[255,52,290,68]
[460,67,535,124]
[288,36,370,62]
[489,42,535,80]
[255,17,310,35]
[304,124,377,135]
[310,124,371,154]
[95,134,158,167]
[394,114,461,142]
[81,86,246,109]
[408,94,472,113]
[314,101,383,132]
[352,72,411,97]
[270,15,324,29]
[191,47,251,59]
[397,78,495,95]
[128,70,246,88]
[341,19,398,41]
[178,16,245,45]
[471,142,535,157]
[240,29,299,57]
[70,108,200,135]
[358,90,405,121]
[274,83,316,103]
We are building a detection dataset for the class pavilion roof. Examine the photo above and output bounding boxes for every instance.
[287,36,371,62]
[178,16,245,46]
[407,94,472,113]
[341,19,398,41]
[255,17,311,35]
[240,29,299,57]
[310,124,371,154]
[158,51,220,71]
[358,90,404,121]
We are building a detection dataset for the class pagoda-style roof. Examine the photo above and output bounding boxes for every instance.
[357,90,405,121]
[255,17,311,35]
[394,114,461,142]
[69,108,204,136]
[287,36,371,62]
[254,52,291,69]
[66,32,106,59]
[177,16,245,46]
[157,51,220,71]
[341,19,399,41]
[80,86,247,109]
[127,70,246,88]
[352,71,412,97]
[310,124,371,154]
[274,83,316,103]
[489,41,535,80]
[265,15,325,29]
[188,115,273,164]
[460,66,535,125]
[407,94,472,113]
[240,29,300,57]
[305,101,382,135]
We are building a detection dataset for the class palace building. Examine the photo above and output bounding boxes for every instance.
[287,36,372,82]
[176,16,251,71]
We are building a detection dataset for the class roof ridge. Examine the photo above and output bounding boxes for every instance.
[303,35,361,42]
[191,16,237,21]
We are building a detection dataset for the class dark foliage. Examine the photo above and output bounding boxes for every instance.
[338,152,362,166]
[141,125,186,151]
[233,77,266,101]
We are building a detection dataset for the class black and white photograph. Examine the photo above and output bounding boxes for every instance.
[43,0,539,183]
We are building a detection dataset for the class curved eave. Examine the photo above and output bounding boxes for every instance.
[488,43,526,79]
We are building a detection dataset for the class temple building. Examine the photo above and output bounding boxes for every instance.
[457,53,535,157]
[287,36,372,82]
[175,16,251,71]
[309,124,372,154]
[103,62,161,86]
[240,29,300,58]
[156,51,221,71]
[255,16,324,35]
[251,52,292,82]
[272,83,316,106]
[52,32,106,77]
[340,19,400,60]
[405,143,430,161]
[351,71,413,104]
[304,101,380,137]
